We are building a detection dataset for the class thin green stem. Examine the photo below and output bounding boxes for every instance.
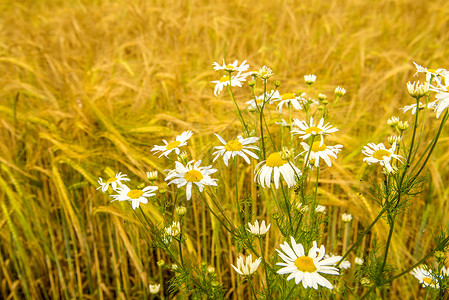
[198,191,232,233]
[226,72,249,135]
[234,157,243,224]
[258,237,272,300]
[247,277,258,300]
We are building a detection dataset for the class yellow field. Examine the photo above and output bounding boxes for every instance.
[1,0,449,299]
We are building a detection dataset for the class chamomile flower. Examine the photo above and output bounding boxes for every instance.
[275,92,307,113]
[434,90,449,118]
[246,90,280,110]
[401,101,437,115]
[212,72,248,96]
[110,185,158,210]
[257,66,273,79]
[149,284,160,294]
[231,254,262,276]
[355,257,364,265]
[362,142,404,173]
[97,172,130,192]
[410,266,440,288]
[212,134,259,166]
[304,74,317,85]
[254,152,301,189]
[165,160,218,200]
[324,254,351,270]
[165,221,181,237]
[276,237,341,289]
[413,62,448,83]
[341,213,352,222]
[406,81,429,98]
[213,59,250,73]
[247,220,271,237]
[300,141,343,168]
[334,87,346,97]
[151,131,193,158]
[292,117,339,146]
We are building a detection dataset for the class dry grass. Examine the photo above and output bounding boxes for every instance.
[1,0,449,298]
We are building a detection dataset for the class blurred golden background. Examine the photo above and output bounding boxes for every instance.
[1,0,448,298]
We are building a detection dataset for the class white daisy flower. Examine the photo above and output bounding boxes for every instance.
[334,86,346,97]
[413,62,448,83]
[110,184,158,210]
[406,81,429,98]
[246,90,280,110]
[341,213,352,223]
[304,74,317,85]
[434,90,449,118]
[165,221,181,237]
[231,254,262,276]
[276,237,341,290]
[292,117,339,146]
[324,254,351,270]
[212,134,259,166]
[254,152,302,189]
[275,92,307,113]
[97,172,130,192]
[400,101,437,115]
[213,59,250,73]
[247,220,271,237]
[355,257,364,265]
[151,131,193,158]
[410,266,440,288]
[211,72,248,96]
[165,160,218,200]
[256,65,273,79]
[362,142,404,173]
[315,205,326,213]
[300,141,343,168]
[149,283,160,294]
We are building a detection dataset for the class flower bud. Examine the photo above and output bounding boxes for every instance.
[176,206,187,217]
[387,116,400,127]
[274,80,281,87]
[342,213,353,223]
[146,171,158,181]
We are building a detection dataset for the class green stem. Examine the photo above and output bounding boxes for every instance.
[198,190,232,233]
[247,277,258,300]
[234,157,243,224]
[258,237,272,300]
[226,72,249,135]
[411,110,449,180]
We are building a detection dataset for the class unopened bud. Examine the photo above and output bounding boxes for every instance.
[157,260,165,267]
[280,147,293,160]
[304,74,317,85]
[361,277,372,287]
[248,80,256,87]
[176,206,187,217]
[435,251,445,260]
[274,80,281,87]
[388,135,402,145]
[322,99,329,105]
[318,93,327,101]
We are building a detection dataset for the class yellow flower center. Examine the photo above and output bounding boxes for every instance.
[373,149,391,160]
[225,140,243,151]
[282,93,296,100]
[256,99,264,104]
[166,140,181,150]
[106,177,117,184]
[428,68,436,73]
[226,64,235,70]
[294,256,317,273]
[311,141,327,152]
[220,76,231,82]
[127,190,143,199]
[184,170,203,182]
[266,152,287,167]
[305,127,323,135]
[423,277,434,285]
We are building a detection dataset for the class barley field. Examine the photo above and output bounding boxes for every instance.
[1,0,449,299]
